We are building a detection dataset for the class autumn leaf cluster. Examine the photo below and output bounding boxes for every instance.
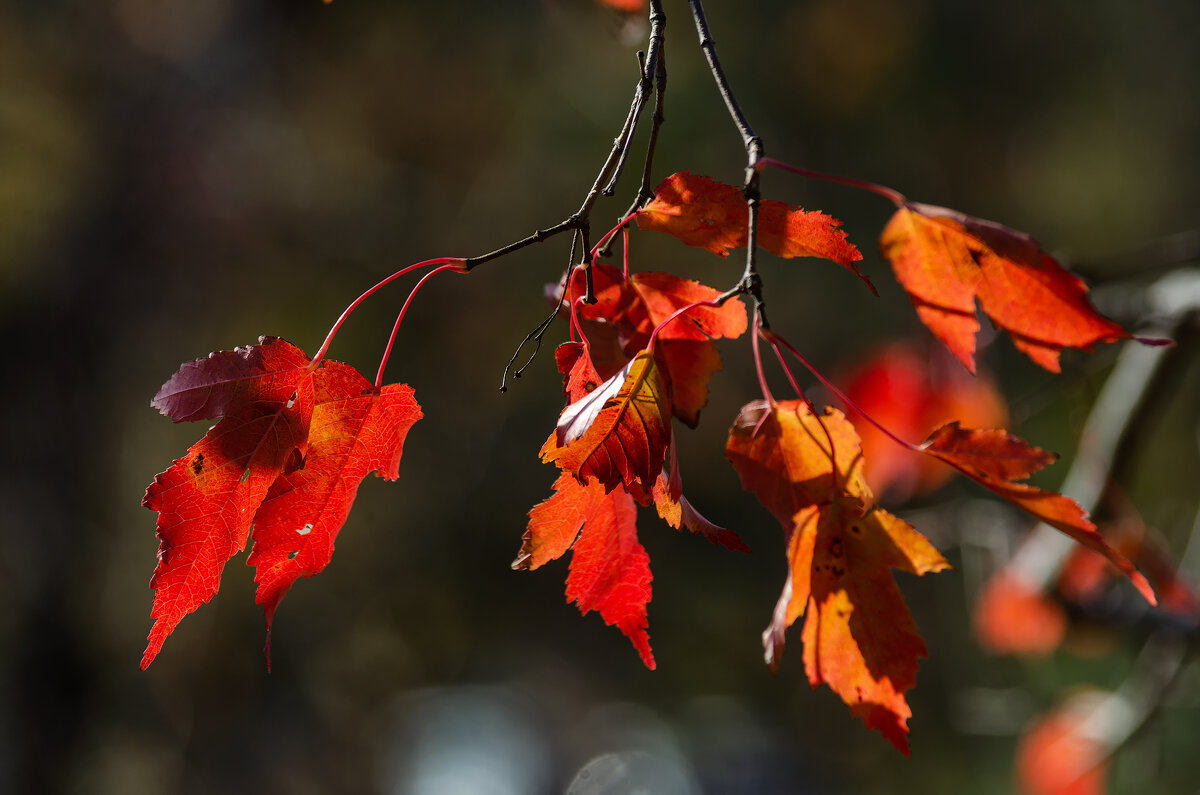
[142,156,1158,753]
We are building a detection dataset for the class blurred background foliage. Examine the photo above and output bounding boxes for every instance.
[1,0,1198,792]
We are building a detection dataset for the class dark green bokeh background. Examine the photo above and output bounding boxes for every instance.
[2,1,1198,792]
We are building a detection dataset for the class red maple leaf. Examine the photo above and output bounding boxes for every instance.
[516,472,654,668]
[726,400,949,753]
[880,202,1132,373]
[247,360,422,646]
[635,171,869,288]
[531,342,743,663]
[142,338,315,669]
[142,338,421,668]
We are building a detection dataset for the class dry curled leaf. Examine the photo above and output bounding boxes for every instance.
[919,422,1154,605]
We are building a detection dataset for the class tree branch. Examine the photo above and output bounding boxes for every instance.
[688,0,766,326]
[461,217,581,271]
[687,0,763,175]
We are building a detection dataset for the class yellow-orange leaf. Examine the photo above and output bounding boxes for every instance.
[726,400,948,752]
[786,501,950,754]
[880,202,1131,373]
[725,400,871,524]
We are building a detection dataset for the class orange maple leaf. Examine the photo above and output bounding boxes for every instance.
[726,400,949,753]
[635,171,869,288]
[880,202,1131,373]
[919,422,1154,605]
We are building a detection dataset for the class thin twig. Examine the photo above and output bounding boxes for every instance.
[611,0,669,227]
[602,50,650,198]
[500,301,564,393]
[469,1,669,296]
[606,0,667,200]
[573,20,664,301]
[461,217,580,271]
[499,230,580,392]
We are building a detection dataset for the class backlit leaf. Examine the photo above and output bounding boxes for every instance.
[143,338,421,669]
[141,344,315,669]
[790,501,949,754]
[518,473,655,668]
[542,349,672,500]
[725,399,870,525]
[726,400,948,752]
[881,202,1131,373]
[635,171,869,287]
[247,360,422,644]
[920,422,1154,604]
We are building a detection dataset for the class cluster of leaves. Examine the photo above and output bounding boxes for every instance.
[141,161,1156,751]
[140,0,1169,757]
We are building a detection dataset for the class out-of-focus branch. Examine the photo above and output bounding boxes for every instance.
[1008,269,1200,593]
